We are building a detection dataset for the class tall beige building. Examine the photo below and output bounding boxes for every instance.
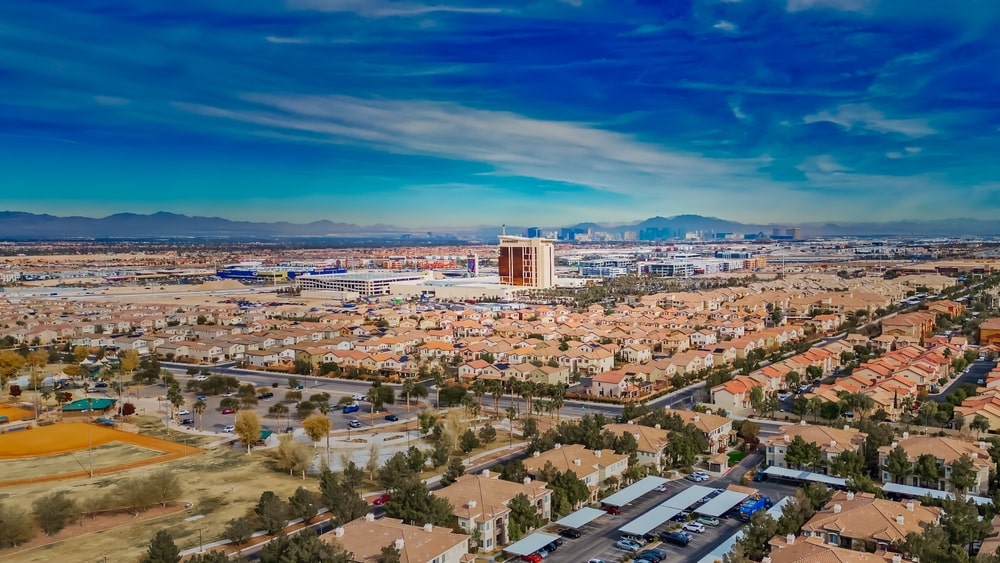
[498,235,555,289]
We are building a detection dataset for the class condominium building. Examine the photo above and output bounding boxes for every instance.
[498,236,555,289]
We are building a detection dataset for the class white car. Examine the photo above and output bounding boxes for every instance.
[654,484,669,492]
[176,409,190,416]
[223,425,235,433]
[682,522,705,534]
[352,393,365,401]
[194,375,209,382]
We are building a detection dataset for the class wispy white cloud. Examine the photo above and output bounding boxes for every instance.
[804,103,935,137]
[264,35,311,44]
[713,20,737,32]
[786,0,873,13]
[177,94,762,198]
[798,154,848,174]
[728,96,749,122]
[286,0,502,18]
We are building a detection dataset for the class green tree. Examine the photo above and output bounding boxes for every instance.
[914,453,940,488]
[319,469,368,526]
[186,551,232,563]
[142,530,180,563]
[378,544,402,563]
[737,420,761,447]
[883,445,911,484]
[478,424,497,444]
[33,491,77,536]
[383,476,454,526]
[749,386,766,416]
[971,414,991,438]
[441,457,466,486]
[225,516,255,545]
[0,501,35,547]
[791,396,809,420]
[737,510,777,560]
[259,529,351,563]
[828,450,865,479]
[255,491,288,535]
[507,493,541,541]
[949,454,978,492]
[784,435,822,471]
[288,487,320,522]
[460,428,481,453]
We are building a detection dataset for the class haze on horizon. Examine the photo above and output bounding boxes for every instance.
[1,1,999,228]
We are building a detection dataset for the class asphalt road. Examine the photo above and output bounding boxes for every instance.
[930,358,997,403]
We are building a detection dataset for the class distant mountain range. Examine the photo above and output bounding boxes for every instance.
[0,211,997,239]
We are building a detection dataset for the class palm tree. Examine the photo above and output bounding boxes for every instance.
[488,379,503,416]
[193,399,207,431]
[472,380,486,413]
[550,386,565,421]
[807,396,824,423]
[521,381,536,414]
[505,404,518,449]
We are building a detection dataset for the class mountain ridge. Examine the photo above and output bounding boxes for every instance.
[0,211,997,239]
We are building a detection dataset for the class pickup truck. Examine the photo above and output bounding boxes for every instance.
[738,496,772,521]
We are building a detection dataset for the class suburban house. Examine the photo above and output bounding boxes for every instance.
[763,423,867,470]
[877,434,994,494]
[768,534,918,563]
[431,471,551,552]
[322,515,469,563]
[800,491,941,552]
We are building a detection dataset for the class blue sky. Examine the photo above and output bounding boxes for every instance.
[1,0,999,227]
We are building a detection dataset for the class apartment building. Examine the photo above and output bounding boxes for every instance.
[877,434,994,494]
[323,515,469,563]
[522,444,629,493]
[431,471,551,552]
[763,423,867,470]
[603,423,670,469]
[665,409,734,453]
[800,491,940,552]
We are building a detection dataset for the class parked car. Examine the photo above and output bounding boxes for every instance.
[753,471,768,482]
[372,493,391,506]
[519,554,541,563]
[221,408,235,415]
[637,549,666,562]
[682,522,705,534]
[223,425,235,433]
[670,511,690,523]
[697,516,721,527]
[536,547,550,559]
[587,560,605,563]
[95,382,108,388]
[558,528,582,539]
[194,375,209,382]
[195,394,207,401]
[615,539,641,552]
[349,419,363,429]
[343,404,360,414]
[659,531,690,547]
[621,533,653,545]
[603,505,621,515]
[654,484,669,492]
[176,409,190,416]
[352,393,365,401]
[179,418,194,426]
[384,414,399,422]
[257,392,274,400]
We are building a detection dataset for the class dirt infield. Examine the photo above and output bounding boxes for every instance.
[0,422,203,487]
[0,404,33,422]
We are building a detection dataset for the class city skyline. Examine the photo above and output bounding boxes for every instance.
[1,1,999,226]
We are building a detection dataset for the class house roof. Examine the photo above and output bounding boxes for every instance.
[323,516,468,563]
[801,491,940,544]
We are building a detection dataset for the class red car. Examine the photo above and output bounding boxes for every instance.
[520,554,541,563]
[372,493,391,506]
[603,505,621,515]
[221,408,235,414]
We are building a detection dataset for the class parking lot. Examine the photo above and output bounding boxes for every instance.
[539,472,800,563]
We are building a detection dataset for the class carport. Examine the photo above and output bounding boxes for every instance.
[663,484,715,510]
[503,532,561,556]
[599,476,668,507]
[695,497,793,563]
[882,482,993,506]
[763,466,847,488]
[618,503,682,536]
[555,507,606,529]
[694,490,750,517]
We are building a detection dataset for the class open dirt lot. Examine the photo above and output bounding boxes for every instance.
[0,405,33,422]
[0,442,319,563]
[0,422,204,487]
[0,442,163,481]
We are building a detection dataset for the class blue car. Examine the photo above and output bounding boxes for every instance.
[343,403,360,413]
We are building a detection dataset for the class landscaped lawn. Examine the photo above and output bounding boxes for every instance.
[728,451,746,465]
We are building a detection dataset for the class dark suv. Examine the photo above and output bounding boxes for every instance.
[659,531,690,547]
[558,528,582,539]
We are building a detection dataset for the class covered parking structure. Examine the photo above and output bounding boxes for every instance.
[555,507,606,529]
[663,485,715,510]
[882,483,992,506]
[763,466,847,488]
[503,532,561,556]
[618,503,682,536]
[695,497,793,563]
[599,476,668,508]
[694,490,750,517]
